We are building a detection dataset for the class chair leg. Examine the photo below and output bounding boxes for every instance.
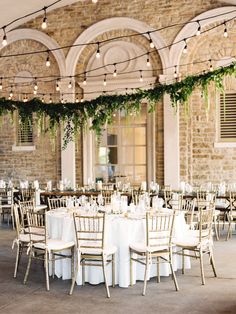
[169,257,179,291]
[45,251,50,291]
[214,216,219,241]
[52,253,55,279]
[69,249,78,295]
[156,257,160,283]
[226,219,231,241]
[130,249,133,286]
[23,250,32,284]
[209,251,217,278]
[112,254,115,288]
[82,262,85,286]
[142,253,149,296]
[182,249,185,274]
[13,244,20,278]
[199,250,205,285]
[102,255,110,298]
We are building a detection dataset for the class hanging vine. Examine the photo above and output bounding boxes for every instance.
[0,61,236,148]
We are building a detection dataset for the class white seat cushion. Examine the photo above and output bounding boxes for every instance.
[33,239,74,251]
[130,242,169,254]
[24,227,45,235]
[18,233,44,243]
[80,245,117,256]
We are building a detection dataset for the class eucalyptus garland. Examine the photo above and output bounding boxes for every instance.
[1,61,236,148]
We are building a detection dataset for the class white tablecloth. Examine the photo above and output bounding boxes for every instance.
[47,210,190,288]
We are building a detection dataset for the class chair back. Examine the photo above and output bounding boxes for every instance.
[181,198,196,226]
[73,213,105,251]
[25,210,46,243]
[18,200,35,228]
[20,188,35,201]
[199,206,214,243]
[48,197,68,210]
[229,192,236,215]
[169,194,183,210]
[13,204,24,237]
[146,211,176,249]
[0,188,13,206]
[196,191,216,209]
[101,190,113,205]
[163,189,172,208]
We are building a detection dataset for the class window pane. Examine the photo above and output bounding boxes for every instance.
[96,147,108,164]
[107,128,118,145]
[108,147,117,164]
[134,127,146,145]
[121,128,134,145]
[134,147,146,164]
[134,166,146,183]
[134,105,147,124]
[120,147,133,164]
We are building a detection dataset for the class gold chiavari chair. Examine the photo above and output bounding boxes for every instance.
[181,198,196,228]
[101,190,113,205]
[0,188,14,226]
[69,213,117,298]
[47,197,68,210]
[19,188,35,202]
[175,205,217,285]
[168,194,183,211]
[163,188,172,208]
[129,211,178,295]
[226,192,236,240]
[12,204,44,278]
[23,211,74,291]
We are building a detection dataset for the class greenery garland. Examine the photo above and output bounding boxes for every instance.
[1,61,236,148]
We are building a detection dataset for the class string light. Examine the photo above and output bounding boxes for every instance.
[174,65,178,78]
[196,21,201,36]
[147,32,154,49]
[68,78,72,89]
[61,94,64,103]
[41,94,45,102]
[146,53,151,67]
[56,80,60,91]
[0,78,2,90]
[46,52,50,67]
[75,95,79,103]
[49,94,52,103]
[34,79,38,91]
[41,7,47,30]
[96,42,100,58]
[9,87,13,98]
[83,73,87,85]
[183,39,188,54]
[103,74,107,86]
[113,64,117,77]
[33,89,37,95]
[209,59,213,72]
[139,70,143,82]
[23,95,28,102]
[224,22,228,37]
[81,96,84,103]
[2,27,7,47]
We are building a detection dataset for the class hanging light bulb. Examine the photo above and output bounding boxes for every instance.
[46,52,50,67]
[0,77,3,90]
[139,70,143,82]
[9,87,13,98]
[83,73,87,85]
[23,95,27,103]
[209,59,213,72]
[148,32,154,49]
[2,27,7,47]
[34,79,38,91]
[61,94,64,103]
[113,64,117,77]
[56,80,60,91]
[41,8,47,29]
[196,21,201,36]
[33,89,37,95]
[75,96,79,103]
[183,39,188,54]
[92,0,98,3]
[103,74,107,86]
[224,22,228,38]
[81,96,84,103]
[96,42,100,58]
[41,94,45,103]
[174,65,178,78]
[146,53,151,67]
[49,94,52,103]
[68,78,72,89]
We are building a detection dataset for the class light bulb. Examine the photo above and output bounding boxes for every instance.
[0,78,3,90]
[49,97,52,103]
[96,43,100,58]
[174,66,178,78]
[2,34,7,47]
[224,28,228,38]
[81,97,84,103]
[103,74,107,86]
[183,44,187,54]
[9,90,13,98]
[41,17,47,29]
[33,90,37,95]
[75,97,79,103]
[146,54,151,67]
[113,69,117,77]
[68,81,72,89]
[92,0,98,3]
[56,83,60,91]
[41,96,45,103]
[46,54,50,67]
[139,70,143,82]
[34,82,38,91]
[196,26,201,36]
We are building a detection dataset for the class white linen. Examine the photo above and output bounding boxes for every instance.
[47,211,190,288]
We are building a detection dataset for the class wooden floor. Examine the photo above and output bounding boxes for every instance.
[0,223,236,314]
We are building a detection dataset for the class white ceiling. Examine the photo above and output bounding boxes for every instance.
[0,0,83,31]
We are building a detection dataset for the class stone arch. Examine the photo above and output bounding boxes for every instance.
[169,6,236,71]
[66,17,169,77]
[3,28,66,77]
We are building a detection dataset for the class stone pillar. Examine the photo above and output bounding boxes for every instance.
[159,74,180,189]
[59,79,76,189]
